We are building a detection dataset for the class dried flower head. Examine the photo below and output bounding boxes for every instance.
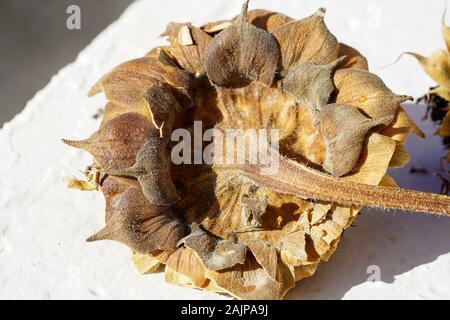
[405,10,450,193]
[64,1,450,299]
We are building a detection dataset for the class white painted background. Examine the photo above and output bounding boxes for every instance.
[0,0,449,299]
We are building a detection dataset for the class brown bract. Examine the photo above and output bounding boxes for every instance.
[64,0,450,299]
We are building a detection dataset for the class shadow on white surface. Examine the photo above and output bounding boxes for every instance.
[287,104,450,299]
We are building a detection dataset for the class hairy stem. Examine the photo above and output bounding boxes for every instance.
[235,157,450,216]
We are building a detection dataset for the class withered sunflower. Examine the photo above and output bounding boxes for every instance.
[63,1,450,299]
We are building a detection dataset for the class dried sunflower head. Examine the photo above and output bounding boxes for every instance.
[64,1,450,299]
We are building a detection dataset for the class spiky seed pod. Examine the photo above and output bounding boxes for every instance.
[64,1,450,299]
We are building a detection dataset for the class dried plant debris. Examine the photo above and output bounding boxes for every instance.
[64,1,450,299]
[407,11,450,194]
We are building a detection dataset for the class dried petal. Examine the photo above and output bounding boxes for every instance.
[404,50,450,89]
[389,144,410,168]
[320,104,394,177]
[204,0,279,87]
[280,229,308,266]
[381,108,425,142]
[88,53,193,109]
[379,175,399,188]
[178,223,247,271]
[202,20,233,34]
[245,9,293,32]
[429,86,450,101]
[162,23,212,75]
[104,138,179,206]
[437,111,450,137]
[344,133,396,186]
[63,176,98,191]
[443,9,450,52]
[283,57,345,122]
[132,252,162,274]
[63,113,158,170]
[207,255,294,300]
[242,239,278,279]
[164,248,209,287]
[333,68,412,119]
[272,8,339,73]
[87,187,187,254]
[338,43,369,70]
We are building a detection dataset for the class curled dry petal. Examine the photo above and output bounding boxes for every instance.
[204,0,279,87]
[272,8,339,73]
[104,138,179,206]
[177,223,247,271]
[63,113,159,170]
[320,104,394,177]
[283,57,345,123]
[87,187,186,254]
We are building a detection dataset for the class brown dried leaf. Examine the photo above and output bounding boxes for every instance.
[63,113,159,170]
[87,186,187,254]
[178,223,247,271]
[204,0,279,87]
[320,104,394,177]
[272,8,339,73]
[283,57,345,123]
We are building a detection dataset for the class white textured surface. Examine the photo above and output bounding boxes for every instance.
[0,0,449,299]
